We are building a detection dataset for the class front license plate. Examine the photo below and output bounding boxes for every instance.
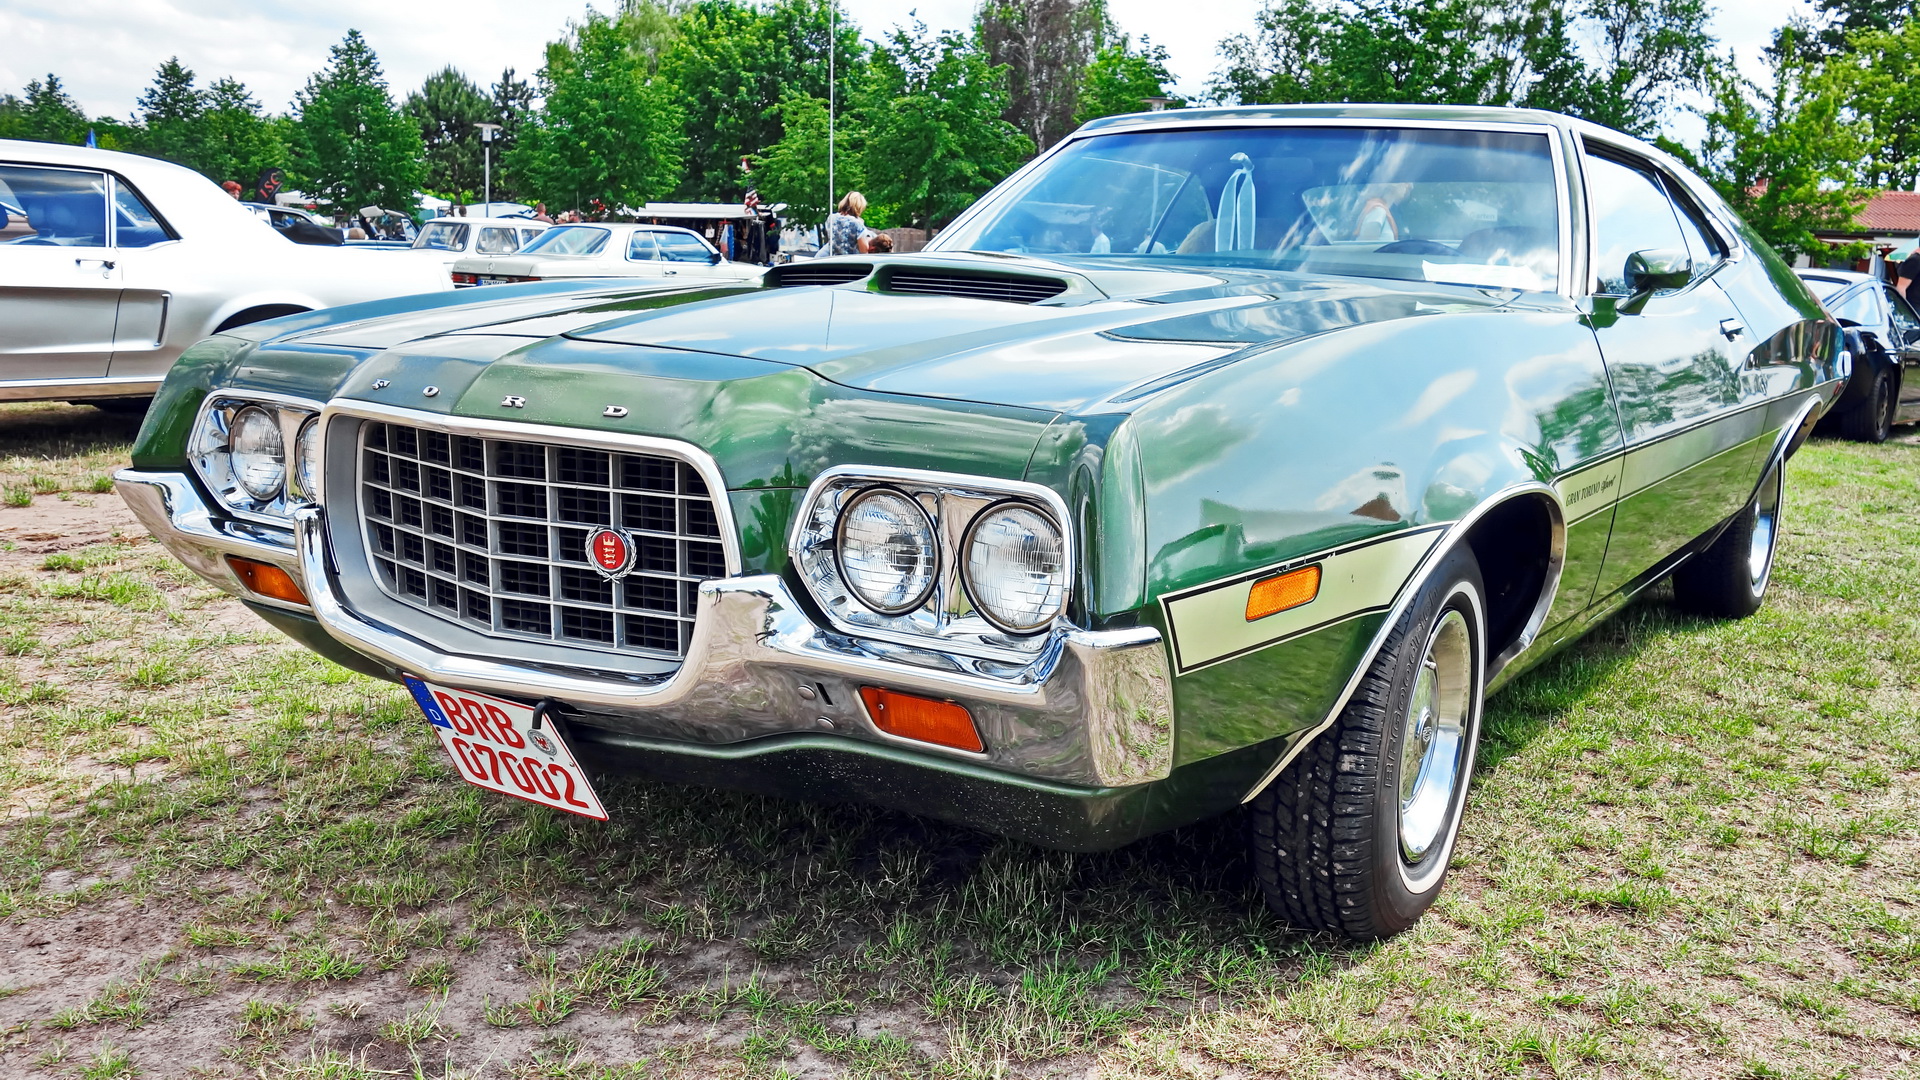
[404,677,608,820]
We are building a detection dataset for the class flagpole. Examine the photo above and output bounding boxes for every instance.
[828,0,836,227]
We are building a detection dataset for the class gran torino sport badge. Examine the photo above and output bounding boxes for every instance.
[585,526,637,580]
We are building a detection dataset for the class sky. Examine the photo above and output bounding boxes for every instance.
[2,0,1810,145]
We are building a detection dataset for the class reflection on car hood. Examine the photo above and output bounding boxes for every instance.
[281,255,1525,412]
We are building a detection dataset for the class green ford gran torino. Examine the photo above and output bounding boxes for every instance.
[118,105,1845,940]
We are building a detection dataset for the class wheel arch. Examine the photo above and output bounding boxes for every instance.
[1236,481,1566,805]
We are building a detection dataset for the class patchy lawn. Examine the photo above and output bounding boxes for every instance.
[0,400,1915,1079]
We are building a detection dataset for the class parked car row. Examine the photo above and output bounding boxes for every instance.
[116,104,1849,944]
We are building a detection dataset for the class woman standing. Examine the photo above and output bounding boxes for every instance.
[825,192,869,256]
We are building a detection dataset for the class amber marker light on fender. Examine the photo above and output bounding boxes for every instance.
[858,687,984,753]
[1245,564,1321,621]
[225,556,310,606]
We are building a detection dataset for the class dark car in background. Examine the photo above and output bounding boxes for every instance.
[1796,268,1919,441]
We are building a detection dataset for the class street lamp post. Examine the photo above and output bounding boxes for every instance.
[475,123,503,213]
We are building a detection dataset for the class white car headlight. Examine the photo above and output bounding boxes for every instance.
[230,406,286,501]
[962,503,1067,633]
[836,488,938,615]
[293,416,322,502]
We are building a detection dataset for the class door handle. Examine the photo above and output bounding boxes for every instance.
[1719,318,1744,340]
[75,257,117,277]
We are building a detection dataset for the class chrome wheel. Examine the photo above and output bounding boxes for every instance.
[1397,607,1472,888]
[1747,460,1783,594]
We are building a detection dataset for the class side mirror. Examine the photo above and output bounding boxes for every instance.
[710,251,724,265]
[1619,249,1692,313]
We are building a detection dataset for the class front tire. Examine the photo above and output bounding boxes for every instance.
[1248,544,1486,941]
[1837,368,1896,443]
[1672,455,1783,619]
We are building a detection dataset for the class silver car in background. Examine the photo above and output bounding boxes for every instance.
[0,140,452,408]
[409,216,550,277]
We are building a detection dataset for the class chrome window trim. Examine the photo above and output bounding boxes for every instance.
[788,465,1076,662]
[1576,135,1737,296]
[187,388,326,528]
[930,117,1577,302]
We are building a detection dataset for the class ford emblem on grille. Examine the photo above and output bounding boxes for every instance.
[586,526,636,579]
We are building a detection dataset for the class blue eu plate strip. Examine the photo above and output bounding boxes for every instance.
[404,677,454,729]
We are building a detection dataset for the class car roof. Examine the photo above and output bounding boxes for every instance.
[543,222,707,238]
[424,217,548,228]
[1794,268,1876,286]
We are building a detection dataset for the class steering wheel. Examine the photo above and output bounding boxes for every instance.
[1374,239,1459,256]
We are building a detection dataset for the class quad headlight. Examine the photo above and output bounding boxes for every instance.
[189,396,323,517]
[962,503,1067,633]
[835,488,938,615]
[792,469,1073,658]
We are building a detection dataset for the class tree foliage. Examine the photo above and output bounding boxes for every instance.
[405,66,492,200]
[509,12,685,211]
[1677,31,1867,262]
[751,91,861,226]
[0,75,91,144]
[1212,0,1716,136]
[977,0,1110,152]
[134,58,204,165]
[859,23,1033,230]
[291,30,425,213]
[1075,36,1182,124]
[659,0,861,201]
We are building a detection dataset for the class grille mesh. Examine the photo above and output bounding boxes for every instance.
[357,421,725,660]
[770,263,872,287]
[884,271,1067,304]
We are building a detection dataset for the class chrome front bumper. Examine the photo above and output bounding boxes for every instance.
[115,468,1175,788]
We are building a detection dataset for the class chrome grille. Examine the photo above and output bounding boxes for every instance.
[357,421,725,659]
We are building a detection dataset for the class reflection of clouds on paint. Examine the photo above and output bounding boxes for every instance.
[1313,465,1406,519]
[1396,369,1476,429]
[1133,402,1251,491]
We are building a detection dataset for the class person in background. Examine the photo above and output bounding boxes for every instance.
[1898,248,1920,309]
[221,180,242,199]
[826,192,869,255]
[344,226,368,240]
[533,202,554,224]
[869,232,894,254]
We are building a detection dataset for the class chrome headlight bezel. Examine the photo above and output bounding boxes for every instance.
[189,392,324,522]
[789,466,1075,662]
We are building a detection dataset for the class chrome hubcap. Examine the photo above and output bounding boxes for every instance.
[1748,462,1782,591]
[1399,609,1471,867]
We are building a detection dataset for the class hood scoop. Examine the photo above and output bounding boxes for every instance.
[766,261,873,287]
[879,266,1069,304]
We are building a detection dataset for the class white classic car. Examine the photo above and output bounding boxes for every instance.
[0,140,452,408]
[410,216,550,275]
[449,224,764,287]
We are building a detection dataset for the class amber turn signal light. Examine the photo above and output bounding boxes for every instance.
[225,556,309,606]
[1245,564,1321,622]
[859,687,983,753]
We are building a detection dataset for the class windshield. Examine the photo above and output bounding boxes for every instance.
[935,125,1563,292]
[522,226,610,256]
[413,221,469,252]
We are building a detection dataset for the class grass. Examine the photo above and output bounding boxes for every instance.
[0,401,1915,1078]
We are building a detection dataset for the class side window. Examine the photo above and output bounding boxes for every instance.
[476,227,519,254]
[111,179,173,248]
[656,233,716,262]
[0,165,109,247]
[1583,152,1688,295]
[626,232,660,261]
[520,228,541,247]
[1884,286,1920,342]
[1830,287,1881,328]
[1659,178,1723,278]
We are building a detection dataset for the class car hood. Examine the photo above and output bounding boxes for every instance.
[280,254,1528,413]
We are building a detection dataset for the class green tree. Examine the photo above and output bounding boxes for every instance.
[858,23,1032,230]
[660,0,863,201]
[1570,0,1718,135]
[133,57,205,167]
[1679,33,1866,262]
[510,12,685,211]
[489,68,536,200]
[405,66,491,200]
[978,0,1111,152]
[1075,36,1182,123]
[0,75,91,144]
[1798,0,1918,58]
[291,30,425,214]
[200,79,290,194]
[1829,19,1920,190]
[751,91,861,225]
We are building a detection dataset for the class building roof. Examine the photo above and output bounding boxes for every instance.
[1856,190,1920,235]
